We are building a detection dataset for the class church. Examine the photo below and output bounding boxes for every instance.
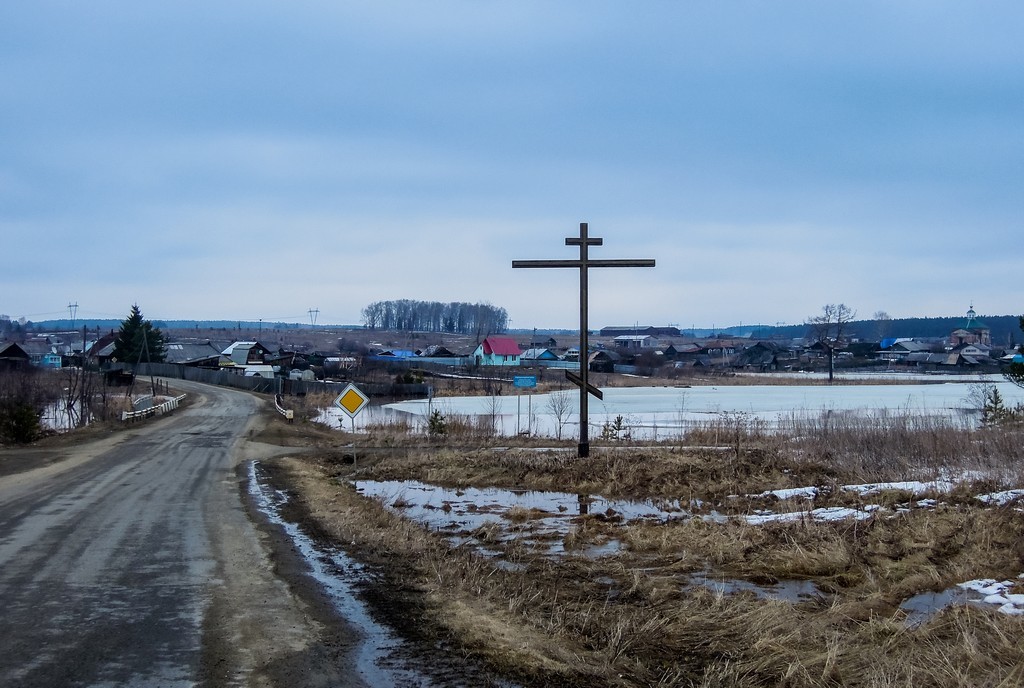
[949,305,991,347]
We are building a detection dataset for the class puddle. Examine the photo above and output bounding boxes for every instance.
[899,588,978,627]
[898,576,1024,626]
[40,399,92,432]
[685,572,823,603]
[354,480,691,558]
[247,462,443,687]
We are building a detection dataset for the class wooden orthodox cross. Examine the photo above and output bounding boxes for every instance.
[513,222,655,457]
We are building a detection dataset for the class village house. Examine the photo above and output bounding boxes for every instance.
[20,339,62,368]
[732,341,794,371]
[417,345,458,358]
[520,347,559,362]
[878,340,933,362]
[523,335,559,349]
[84,332,118,368]
[164,342,227,368]
[222,341,272,365]
[0,342,30,371]
[587,349,622,373]
[697,339,742,367]
[473,336,521,367]
[369,348,417,361]
[613,334,659,350]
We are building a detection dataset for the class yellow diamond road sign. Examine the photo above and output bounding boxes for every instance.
[334,383,369,418]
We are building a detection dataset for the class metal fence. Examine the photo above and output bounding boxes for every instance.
[134,363,429,398]
[135,363,282,394]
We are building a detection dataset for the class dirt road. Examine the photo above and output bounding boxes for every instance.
[0,380,365,687]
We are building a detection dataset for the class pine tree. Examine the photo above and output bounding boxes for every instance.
[112,304,166,364]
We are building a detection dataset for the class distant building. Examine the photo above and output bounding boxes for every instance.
[587,349,622,373]
[372,349,416,359]
[600,325,680,338]
[165,342,227,367]
[950,305,991,347]
[20,339,61,368]
[85,332,118,367]
[613,335,659,350]
[520,347,559,361]
[418,345,458,358]
[878,340,931,362]
[733,341,793,370]
[222,341,272,365]
[0,343,30,371]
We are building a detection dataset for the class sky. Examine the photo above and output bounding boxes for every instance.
[2,2,1021,330]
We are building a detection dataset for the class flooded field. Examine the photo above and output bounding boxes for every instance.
[352,477,1024,624]
[266,404,1024,688]
[40,399,90,432]
[354,479,705,557]
[316,375,1024,439]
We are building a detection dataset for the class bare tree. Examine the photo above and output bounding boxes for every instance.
[806,303,856,383]
[872,310,892,342]
[546,390,573,440]
[360,299,508,334]
[483,393,503,436]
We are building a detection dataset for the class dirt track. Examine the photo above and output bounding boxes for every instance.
[0,380,367,687]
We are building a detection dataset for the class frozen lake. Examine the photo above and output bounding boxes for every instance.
[316,374,1024,440]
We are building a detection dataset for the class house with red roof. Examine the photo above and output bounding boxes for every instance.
[473,336,521,367]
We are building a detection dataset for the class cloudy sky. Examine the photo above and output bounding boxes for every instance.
[2,2,1020,330]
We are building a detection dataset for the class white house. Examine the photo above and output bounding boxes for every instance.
[613,334,659,350]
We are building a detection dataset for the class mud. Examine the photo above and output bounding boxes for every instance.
[250,460,521,687]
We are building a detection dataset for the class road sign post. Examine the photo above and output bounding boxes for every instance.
[334,383,369,466]
[513,375,537,435]
[513,223,654,457]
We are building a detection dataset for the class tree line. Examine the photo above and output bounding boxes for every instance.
[755,314,1021,346]
[361,300,508,335]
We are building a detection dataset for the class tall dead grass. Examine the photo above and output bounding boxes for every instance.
[273,448,1024,688]
[265,391,1024,687]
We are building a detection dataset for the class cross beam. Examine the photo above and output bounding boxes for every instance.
[513,222,655,457]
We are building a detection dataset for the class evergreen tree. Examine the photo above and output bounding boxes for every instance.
[112,304,166,364]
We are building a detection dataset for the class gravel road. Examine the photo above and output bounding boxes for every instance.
[0,380,365,687]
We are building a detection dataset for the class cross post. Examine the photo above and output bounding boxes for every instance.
[513,222,655,457]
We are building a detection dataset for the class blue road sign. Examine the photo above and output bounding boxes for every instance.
[513,375,537,388]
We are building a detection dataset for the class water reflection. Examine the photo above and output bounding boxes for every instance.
[248,462,432,685]
[353,479,1024,620]
[899,588,979,627]
[355,479,690,557]
[685,571,823,603]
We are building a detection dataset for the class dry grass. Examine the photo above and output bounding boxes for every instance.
[261,408,1024,687]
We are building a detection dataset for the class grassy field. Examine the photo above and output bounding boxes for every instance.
[260,404,1024,687]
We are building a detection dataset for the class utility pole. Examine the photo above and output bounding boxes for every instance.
[308,308,320,327]
[513,222,655,457]
[68,302,78,330]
